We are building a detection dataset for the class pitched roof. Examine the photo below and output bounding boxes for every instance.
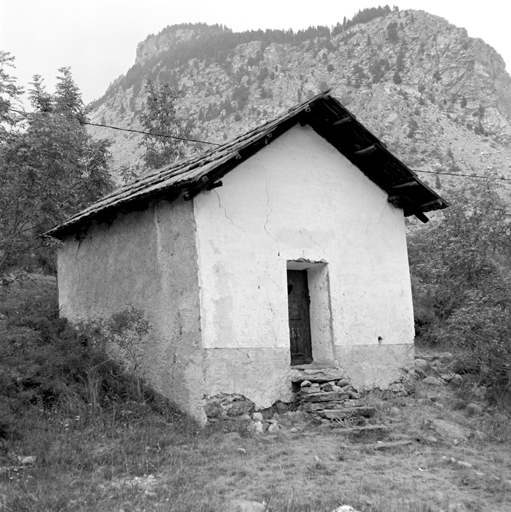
[46,90,447,238]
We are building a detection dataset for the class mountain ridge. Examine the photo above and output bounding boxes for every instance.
[88,8,511,193]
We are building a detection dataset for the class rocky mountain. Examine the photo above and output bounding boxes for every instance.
[88,8,511,193]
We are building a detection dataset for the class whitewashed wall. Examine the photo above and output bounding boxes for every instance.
[58,199,205,421]
[194,125,415,404]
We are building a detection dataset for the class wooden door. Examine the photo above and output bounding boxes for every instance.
[287,270,313,365]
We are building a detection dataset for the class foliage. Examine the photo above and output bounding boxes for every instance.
[92,8,401,109]
[0,279,160,439]
[138,78,194,170]
[387,21,399,42]
[2,283,511,512]
[0,58,113,275]
[407,117,419,137]
[231,83,250,111]
[0,51,24,142]
[90,305,151,398]
[369,60,385,83]
[352,63,367,81]
[318,80,329,93]
[408,183,511,391]
[332,5,394,36]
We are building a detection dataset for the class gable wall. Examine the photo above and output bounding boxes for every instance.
[58,198,205,422]
[194,125,414,407]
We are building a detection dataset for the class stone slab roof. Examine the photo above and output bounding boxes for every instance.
[46,90,447,238]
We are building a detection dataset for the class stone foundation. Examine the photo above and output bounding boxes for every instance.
[203,367,415,428]
[200,344,427,430]
[203,394,256,421]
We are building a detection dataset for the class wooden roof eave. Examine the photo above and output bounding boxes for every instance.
[306,107,448,223]
[45,90,448,236]
[182,111,304,201]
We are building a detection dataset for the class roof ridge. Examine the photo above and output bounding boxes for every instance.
[45,91,446,238]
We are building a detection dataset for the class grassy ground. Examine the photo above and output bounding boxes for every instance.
[1,278,511,512]
[2,394,511,512]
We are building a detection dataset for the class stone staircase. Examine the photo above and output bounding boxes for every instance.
[204,367,409,433]
[291,368,377,426]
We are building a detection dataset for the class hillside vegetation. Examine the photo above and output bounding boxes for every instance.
[1,277,511,511]
[1,6,511,511]
[89,7,511,192]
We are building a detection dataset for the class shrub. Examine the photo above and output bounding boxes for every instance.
[408,183,511,392]
[0,281,159,440]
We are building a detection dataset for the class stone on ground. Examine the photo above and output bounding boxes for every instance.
[252,412,263,422]
[422,376,443,386]
[414,358,429,372]
[430,419,469,442]
[438,352,454,363]
[451,374,463,386]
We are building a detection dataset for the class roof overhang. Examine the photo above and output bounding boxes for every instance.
[45,90,448,239]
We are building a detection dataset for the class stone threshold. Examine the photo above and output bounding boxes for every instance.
[290,365,344,383]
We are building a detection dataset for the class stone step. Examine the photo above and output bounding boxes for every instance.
[291,369,345,383]
[300,391,351,403]
[318,406,376,420]
[302,402,349,412]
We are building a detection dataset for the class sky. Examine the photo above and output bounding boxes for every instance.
[1,0,511,105]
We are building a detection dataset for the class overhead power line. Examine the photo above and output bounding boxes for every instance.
[10,111,511,183]
[84,122,511,182]
[11,109,221,146]
[415,169,511,182]
[81,121,222,146]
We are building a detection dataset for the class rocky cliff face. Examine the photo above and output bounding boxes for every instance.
[88,10,511,192]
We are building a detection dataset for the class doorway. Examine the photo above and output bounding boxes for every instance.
[287,269,313,365]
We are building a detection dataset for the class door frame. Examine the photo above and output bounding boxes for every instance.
[286,260,335,367]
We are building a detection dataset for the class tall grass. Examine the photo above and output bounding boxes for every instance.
[0,277,197,445]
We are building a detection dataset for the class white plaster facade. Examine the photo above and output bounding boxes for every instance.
[195,125,415,410]
[57,124,416,423]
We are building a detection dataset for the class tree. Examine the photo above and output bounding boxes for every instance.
[408,183,511,391]
[0,62,113,275]
[138,79,194,170]
[369,60,384,83]
[318,80,329,93]
[0,51,24,142]
[387,22,399,42]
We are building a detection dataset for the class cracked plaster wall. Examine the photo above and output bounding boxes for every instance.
[193,125,415,407]
[58,198,205,422]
